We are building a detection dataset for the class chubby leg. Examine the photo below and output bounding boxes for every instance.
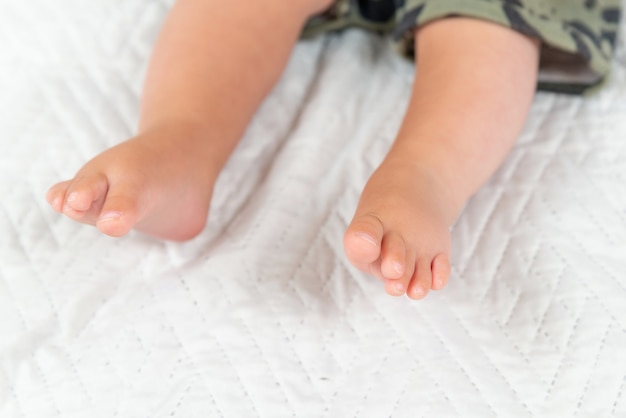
[47,0,332,240]
[344,18,540,299]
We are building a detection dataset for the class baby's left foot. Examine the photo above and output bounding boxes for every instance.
[344,156,454,299]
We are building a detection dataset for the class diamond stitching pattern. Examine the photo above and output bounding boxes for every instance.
[1,0,625,416]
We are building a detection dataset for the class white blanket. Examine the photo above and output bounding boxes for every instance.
[1,0,625,416]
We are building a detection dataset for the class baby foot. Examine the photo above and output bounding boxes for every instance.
[46,128,219,241]
[344,158,453,300]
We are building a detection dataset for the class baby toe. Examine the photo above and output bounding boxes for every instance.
[63,174,108,212]
[431,253,451,291]
[46,180,72,212]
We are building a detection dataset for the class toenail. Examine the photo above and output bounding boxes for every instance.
[435,278,443,289]
[412,286,425,298]
[98,212,122,223]
[394,283,405,294]
[51,196,62,209]
[66,192,78,203]
[392,261,404,274]
[355,232,378,247]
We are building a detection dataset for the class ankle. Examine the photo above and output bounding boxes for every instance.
[135,121,231,175]
[380,150,468,226]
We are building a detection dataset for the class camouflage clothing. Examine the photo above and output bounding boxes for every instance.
[303,0,622,94]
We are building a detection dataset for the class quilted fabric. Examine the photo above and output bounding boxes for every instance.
[1,0,625,416]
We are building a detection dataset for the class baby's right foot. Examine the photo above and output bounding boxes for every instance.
[46,127,220,241]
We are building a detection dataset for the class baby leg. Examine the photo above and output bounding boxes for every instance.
[47,0,332,240]
[344,18,540,299]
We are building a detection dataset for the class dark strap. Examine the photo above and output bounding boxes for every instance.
[357,0,396,23]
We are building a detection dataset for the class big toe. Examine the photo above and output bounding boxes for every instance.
[95,189,144,238]
[344,214,384,269]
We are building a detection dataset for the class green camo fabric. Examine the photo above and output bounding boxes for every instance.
[303,0,622,94]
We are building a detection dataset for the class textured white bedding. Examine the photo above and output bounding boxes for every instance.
[1,0,626,416]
